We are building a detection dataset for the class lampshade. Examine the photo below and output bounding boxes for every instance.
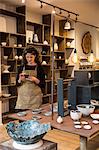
[64,21,71,29]
[88,50,96,63]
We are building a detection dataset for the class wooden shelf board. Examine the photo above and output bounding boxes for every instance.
[27,43,50,47]
[0,9,25,17]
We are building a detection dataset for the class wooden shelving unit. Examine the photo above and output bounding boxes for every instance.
[0,5,26,114]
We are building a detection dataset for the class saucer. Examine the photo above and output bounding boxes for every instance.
[81,121,89,125]
[92,120,99,124]
[17,111,27,117]
[83,125,91,130]
[74,125,82,129]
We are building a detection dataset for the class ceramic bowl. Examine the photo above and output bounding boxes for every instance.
[2,94,11,97]
[70,110,82,121]
[6,120,51,145]
[3,56,8,60]
[1,42,6,46]
[76,104,95,116]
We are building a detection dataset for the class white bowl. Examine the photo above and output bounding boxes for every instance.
[77,104,95,116]
[2,94,11,97]
[90,113,99,120]
[3,56,8,60]
[70,110,82,121]
[18,44,22,47]
[1,42,6,46]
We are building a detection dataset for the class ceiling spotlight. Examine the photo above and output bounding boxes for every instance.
[40,2,43,8]
[22,0,25,3]
[68,13,70,18]
[75,15,78,21]
[59,9,62,14]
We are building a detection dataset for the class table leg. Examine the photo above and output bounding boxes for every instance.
[80,136,87,150]
[0,101,2,125]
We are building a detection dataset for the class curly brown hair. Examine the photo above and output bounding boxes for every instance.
[22,46,41,65]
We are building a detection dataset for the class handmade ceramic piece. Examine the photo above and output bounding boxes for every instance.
[6,120,51,145]
[57,116,63,124]
[90,113,99,120]
[70,110,82,121]
[76,104,95,116]
[3,65,10,73]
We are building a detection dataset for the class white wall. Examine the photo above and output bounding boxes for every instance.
[76,22,98,58]
[26,8,42,23]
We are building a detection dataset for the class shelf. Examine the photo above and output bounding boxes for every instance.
[42,64,50,66]
[66,38,74,41]
[27,43,50,47]
[55,58,65,61]
[0,9,25,17]
[0,96,17,102]
[1,84,16,87]
[54,51,64,53]
[66,47,74,49]
[55,68,68,71]
[52,35,64,40]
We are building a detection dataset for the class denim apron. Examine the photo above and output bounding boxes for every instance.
[16,66,43,109]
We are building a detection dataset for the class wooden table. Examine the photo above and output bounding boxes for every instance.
[0,139,57,150]
[8,107,99,150]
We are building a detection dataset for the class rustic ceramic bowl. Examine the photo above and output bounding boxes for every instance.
[76,104,95,116]
[70,110,82,121]
[6,120,51,145]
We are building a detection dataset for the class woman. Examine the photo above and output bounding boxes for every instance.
[15,46,45,110]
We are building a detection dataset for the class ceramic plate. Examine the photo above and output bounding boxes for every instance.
[81,121,89,125]
[43,111,52,116]
[17,111,27,117]
[92,120,99,124]
[90,114,99,120]
[32,108,42,115]
[74,121,81,125]
[90,100,99,106]
[32,116,42,120]
[83,125,91,130]
[74,125,82,129]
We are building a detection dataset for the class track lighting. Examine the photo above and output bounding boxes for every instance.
[37,0,79,21]
[40,2,43,8]
[59,9,62,14]
[75,15,78,22]
[64,13,71,30]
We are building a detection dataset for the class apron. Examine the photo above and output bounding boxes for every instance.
[15,66,43,109]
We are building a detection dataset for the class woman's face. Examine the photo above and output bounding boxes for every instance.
[26,53,35,64]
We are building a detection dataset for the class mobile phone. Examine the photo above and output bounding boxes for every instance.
[24,74,29,78]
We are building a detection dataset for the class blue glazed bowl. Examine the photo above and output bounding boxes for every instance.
[6,120,51,145]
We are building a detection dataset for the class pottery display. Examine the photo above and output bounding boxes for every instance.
[2,64,10,73]
[70,110,82,121]
[6,120,51,145]
[54,42,58,50]
[76,104,95,116]
[33,34,39,43]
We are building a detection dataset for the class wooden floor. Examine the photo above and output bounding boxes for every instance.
[0,118,99,150]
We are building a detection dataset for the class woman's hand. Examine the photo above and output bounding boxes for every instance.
[19,73,26,81]
[28,76,40,84]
